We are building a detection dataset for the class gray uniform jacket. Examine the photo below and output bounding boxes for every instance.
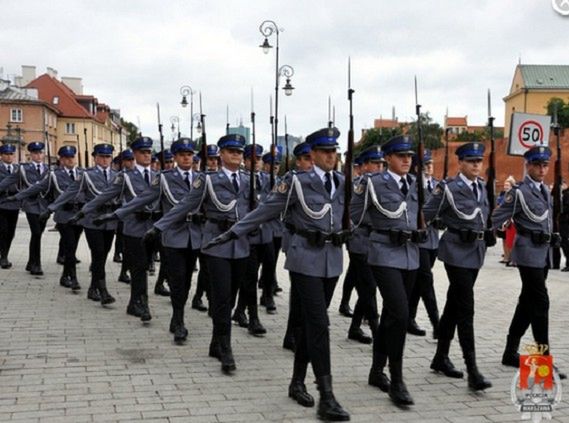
[261,171,284,239]
[228,169,346,279]
[82,167,157,238]
[424,175,489,269]
[243,171,272,246]
[352,172,420,270]
[0,163,21,211]
[114,169,202,250]
[0,162,49,214]
[348,175,371,256]
[16,167,84,224]
[155,169,252,259]
[418,176,441,250]
[50,167,118,231]
[492,176,552,268]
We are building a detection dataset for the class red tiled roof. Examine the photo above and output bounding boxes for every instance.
[25,74,92,119]
[446,116,468,127]
[373,118,399,129]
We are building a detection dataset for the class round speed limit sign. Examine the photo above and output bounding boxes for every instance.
[518,120,544,148]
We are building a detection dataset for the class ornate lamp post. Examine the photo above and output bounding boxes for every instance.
[170,116,180,141]
[180,85,196,141]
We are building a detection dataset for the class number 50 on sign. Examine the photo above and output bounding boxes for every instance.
[508,112,551,156]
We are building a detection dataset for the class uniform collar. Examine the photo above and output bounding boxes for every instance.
[135,163,151,174]
[221,166,240,179]
[387,169,409,185]
[526,175,544,191]
[96,165,109,173]
[177,167,193,178]
[458,172,478,186]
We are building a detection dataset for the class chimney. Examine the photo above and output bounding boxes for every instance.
[61,77,83,95]
[20,65,37,86]
[46,67,58,79]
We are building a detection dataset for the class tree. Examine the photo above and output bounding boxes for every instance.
[120,118,139,145]
[546,97,569,129]
[407,112,443,149]
[355,127,403,155]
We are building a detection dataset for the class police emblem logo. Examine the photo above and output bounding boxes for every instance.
[505,193,514,203]
[354,183,364,194]
[113,174,123,185]
[433,185,443,195]
[152,176,160,186]
[192,178,202,189]
[277,181,288,193]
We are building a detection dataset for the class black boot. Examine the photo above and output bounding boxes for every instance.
[288,360,314,407]
[348,326,372,344]
[430,338,463,378]
[126,297,143,317]
[388,361,414,406]
[118,270,131,284]
[219,335,236,374]
[407,319,426,336]
[316,375,350,421]
[68,276,81,291]
[429,310,440,340]
[30,264,44,276]
[338,302,353,318]
[154,273,170,296]
[0,252,12,269]
[368,366,390,393]
[464,351,492,391]
[501,335,520,368]
[60,275,72,288]
[172,308,188,344]
[139,295,152,322]
[192,296,208,312]
[98,280,116,305]
[262,293,277,314]
[113,252,122,263]
[148,260,156,276]
[87,280,101,301]
[282,332,296,352]
[209,335,221,360]
[232,308,249,328]
[248,317,267,336]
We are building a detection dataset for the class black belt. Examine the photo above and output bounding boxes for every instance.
[447,227,485,242]
[186,213,207,225]
[97,204,120,213]
[516,226,559,245]
[371,228,426,245]
[135,211,163,221]
[285,223,349,247]
[62,202,85,212]
[207,218,236,232]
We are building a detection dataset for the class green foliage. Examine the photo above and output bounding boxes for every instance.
[355,127,402,155]
[407,112,443,149]
[120,118,139,145]
[546,97,569,129]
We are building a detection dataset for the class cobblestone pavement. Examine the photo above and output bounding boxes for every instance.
[0,216,568,422]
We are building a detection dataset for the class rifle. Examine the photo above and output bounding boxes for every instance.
[76,133,82,170]
[552,104,563,267]
[45,130,52,171]
[250,89,257,210]
[157,103,165,171]
[342,58,354,232]
[118,126,123,171]
[83,127,89,167]
[443,127,450,179]
[414,76,426,231]
[269,95,276,188]
[328,96,333,128]
[226,105,230,135]
[284,115,289,172]
[485,90,497,246]
[199,92,208,172]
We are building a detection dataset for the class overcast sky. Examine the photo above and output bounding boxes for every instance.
[3,0,569,150]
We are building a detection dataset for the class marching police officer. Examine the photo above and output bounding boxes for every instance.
[493,146,566,379]
[208,128,350,421]
[54,143,118,305]
[20,146,83,290]
[148,134,251,374]
[0,144,20,269]
[408,149,440,338]
[0,142,49,275]
[352,136,420,406]
[99,139,201,343]
[78,137,157,321]
[424,142,492,391]
[114,149,134,284]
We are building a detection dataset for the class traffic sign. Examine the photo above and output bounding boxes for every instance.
[508,112,551,156]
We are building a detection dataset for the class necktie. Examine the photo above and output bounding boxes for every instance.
[324,172,332,195]
[69,169,75,180]
[184,171,191,189]
[103,169,108,182]
[144,169,150,186]
[231,173,239,192]
[255,174,261,191]
[400,177,408,196]
[37,164,42,174]
[7,165,11,174]
[540,184,548,202]
[472,182,479,201]
[427,179,433,193]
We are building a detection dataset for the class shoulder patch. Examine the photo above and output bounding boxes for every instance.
[354,183,365,195]
[276,180,289,193]
[113,173,124,185]
[192,178,202,189]
[433,185,443,195]
[152,176,160,187]
[505,193,514,203]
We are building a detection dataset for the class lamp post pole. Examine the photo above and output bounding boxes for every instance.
[180,85,194,141]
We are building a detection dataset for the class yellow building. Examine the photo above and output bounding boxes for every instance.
[503,64,569,136]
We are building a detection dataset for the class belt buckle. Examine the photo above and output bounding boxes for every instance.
[476,231,484,241]
[544,233,551,243]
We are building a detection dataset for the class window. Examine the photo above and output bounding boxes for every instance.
[53,96,59,105]
[10,109,22,122]
[65,123,76,134]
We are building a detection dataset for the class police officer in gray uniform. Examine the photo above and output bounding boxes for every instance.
[424,142,492,391]
[208,128,350,422]
[20,146,83,290]
[345,146,382,344]
[99,138,201,343]
[0,142,50,275]
[352,136,420,406]
[56,143,118,305]
[148,134,251,375]
[0,144,21,269]
[74,137,157,319]
[493,146,566,379]
[408,149,440,338]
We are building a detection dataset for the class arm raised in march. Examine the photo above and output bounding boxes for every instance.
[14,172,50,200]
[49,178,82,212]
[115,179,160,220]
[81,174,124,215]
[154,174,205,232]
[423,181,448,223]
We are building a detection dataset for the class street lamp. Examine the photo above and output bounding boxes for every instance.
[192,113,202,136]
[180,85,195,141]
[259,19,295,187]
[170,116,180,141]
